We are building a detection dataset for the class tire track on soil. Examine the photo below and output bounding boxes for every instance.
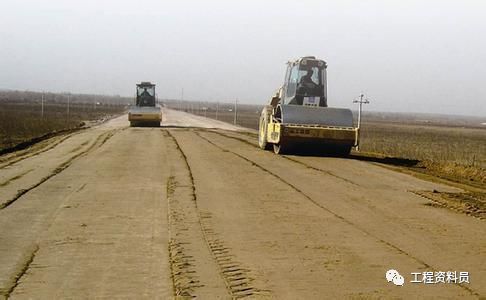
[194,130,479,297]
[0,169,34,187]
[0,132,78,170]
[206,129,360,186]
[0,129,121,210]
[1,245,39,299]
[166,175,203,297]
[210,130,484,223]
[165,129,266,299]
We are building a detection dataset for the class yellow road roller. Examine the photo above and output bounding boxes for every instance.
[258,57,359,155]
[128,82,162,127]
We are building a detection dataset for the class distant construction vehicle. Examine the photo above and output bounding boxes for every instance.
[258,57,359,155]
[128,82,162,127]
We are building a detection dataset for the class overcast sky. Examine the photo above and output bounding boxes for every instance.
[1,0,485,116]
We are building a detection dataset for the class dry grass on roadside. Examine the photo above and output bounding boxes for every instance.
[359,123,485,167]
[359,122,486,187]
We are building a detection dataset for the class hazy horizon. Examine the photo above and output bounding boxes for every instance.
[1,0,485,117]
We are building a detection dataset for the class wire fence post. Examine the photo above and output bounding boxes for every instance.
[216,101,219,120]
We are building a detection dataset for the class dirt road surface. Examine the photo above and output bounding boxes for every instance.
[0,108,484,299]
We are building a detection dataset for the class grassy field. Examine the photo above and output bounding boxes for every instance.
[0,90,128,150]
[164,99,486,187]
[359,122,485,167]
[358,122,485,188]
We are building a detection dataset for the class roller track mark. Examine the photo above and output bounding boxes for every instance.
[0,132,78,170]
[98,128,122,147]
[206,130,360,186]
[0,169,34,187]
[194,131,480,297]
[76,183,87,193]
[206,130,258,148]
[165,130,266,299]
[0,129,120,210]
[1,245,39,299]
[280,156,360,186]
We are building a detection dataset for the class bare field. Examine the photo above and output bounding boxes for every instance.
[0,91,127,150]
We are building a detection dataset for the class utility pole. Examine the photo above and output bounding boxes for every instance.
[353,93,370,151]
[233,98,238,125]
[215,101,219,120]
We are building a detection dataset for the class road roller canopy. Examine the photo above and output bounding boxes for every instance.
[282,57,328,107]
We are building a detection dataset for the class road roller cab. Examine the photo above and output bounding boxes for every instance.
[283,56,328,108]
[259,57,359,155]
[128,82,162,127]
[136,82,156,107]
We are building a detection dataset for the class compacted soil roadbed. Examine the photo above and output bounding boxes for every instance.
[0,108,484,299]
